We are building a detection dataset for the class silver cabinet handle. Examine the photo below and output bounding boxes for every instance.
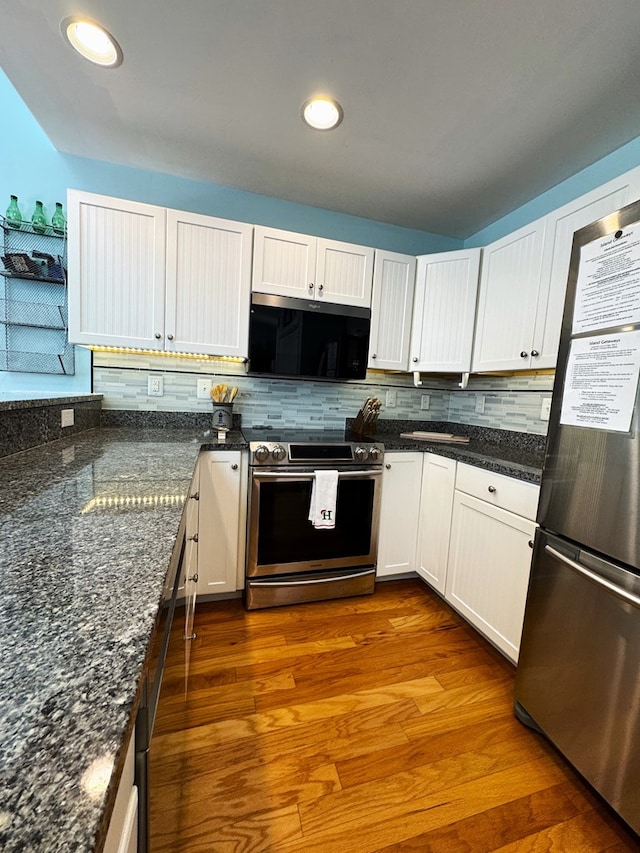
[385,463,391,470]
[372,353,377,359]
[154,332,161,339]
[545,545,640,610]
[528,539,534,548]
[231,463,238,470]
[167,334,174,341]
[412,357,418,363]
[190,492,200,500]
[318,284,324,291]
[488,485,496,493]
[520,351,528,358]
[531,349,539,357]
[308,283,314,289]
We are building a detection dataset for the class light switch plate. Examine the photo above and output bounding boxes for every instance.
[421,394,430,410]
[475,395,485,414]
[61,408,74,428]
[385,389,397,408]
[540,397,552,421]
[197,378,212,399]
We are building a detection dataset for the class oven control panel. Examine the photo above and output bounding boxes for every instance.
[249,441,384,466]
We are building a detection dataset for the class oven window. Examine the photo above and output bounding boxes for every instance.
[256,478,375,566]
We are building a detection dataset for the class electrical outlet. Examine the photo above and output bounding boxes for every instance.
[475,395,485,414]
[420,394,430,411]
[540,397,552,421]
[61,408,74,428]
[197,378,212,399]
[148,376,164,397]
[385,389,397,408]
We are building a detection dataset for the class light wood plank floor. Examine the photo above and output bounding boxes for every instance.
[149,579,640,852]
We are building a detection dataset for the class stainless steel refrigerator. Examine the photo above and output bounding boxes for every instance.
[515,198,640,836]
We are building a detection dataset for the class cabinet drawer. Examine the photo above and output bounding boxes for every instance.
[455,462,539,520]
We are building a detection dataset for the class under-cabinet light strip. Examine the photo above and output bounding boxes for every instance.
[87,345,245,363]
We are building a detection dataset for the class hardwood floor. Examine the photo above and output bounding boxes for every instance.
[149,579,640,852]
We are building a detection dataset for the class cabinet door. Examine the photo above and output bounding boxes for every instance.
[409,248,480,372]
[316,238,374,307]
[166,210,253,356]
[197,451,247,595]
[67,190,166,349]
[251,226,317,299]
[368,250,416,371]
[446,492,536,662]
[416,454,456,595]
[377,452,422,578]
[471,218,546,372]
[534,171,640,368]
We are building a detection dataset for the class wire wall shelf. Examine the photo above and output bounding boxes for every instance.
[1,213,75,375]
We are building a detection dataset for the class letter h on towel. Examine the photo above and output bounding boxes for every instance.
[308,470,339,529]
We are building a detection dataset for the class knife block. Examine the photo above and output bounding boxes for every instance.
[352,407,378,439]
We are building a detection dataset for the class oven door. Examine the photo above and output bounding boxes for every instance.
[246,466,382,578]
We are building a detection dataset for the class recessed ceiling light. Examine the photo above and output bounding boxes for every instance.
[61,17,123,68]
[301,97,343,131]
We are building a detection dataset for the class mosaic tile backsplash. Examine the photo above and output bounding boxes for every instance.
[92,352,555,435]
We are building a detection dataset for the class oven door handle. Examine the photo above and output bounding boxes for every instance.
[252,469,382,479]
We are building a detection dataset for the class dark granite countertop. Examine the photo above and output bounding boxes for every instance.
[0,393,103,411]
[349,420,546,484]
[0,427,208,852]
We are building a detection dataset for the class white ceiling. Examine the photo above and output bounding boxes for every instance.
[3,1,640,239]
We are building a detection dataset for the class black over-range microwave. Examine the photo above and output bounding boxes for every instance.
[247,292,371,381]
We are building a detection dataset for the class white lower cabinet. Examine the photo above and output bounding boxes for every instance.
[376,452,422,578]
[197,450,248,595]
[416,453,456,595]
[103,733,137,853]
[445,464,539,663]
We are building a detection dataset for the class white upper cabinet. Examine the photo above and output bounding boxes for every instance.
[409,248,480,372]
[368,250,416,371]
[471,218,547,372]
[165,209,253,356]
[67,191,253,357]
[534,169,640,368]
[471,166,640,373]
[68,190,167,350]
[252,225,374,307]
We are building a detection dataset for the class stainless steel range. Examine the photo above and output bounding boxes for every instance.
[244,429,384,609]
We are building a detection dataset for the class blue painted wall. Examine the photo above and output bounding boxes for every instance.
[465,137,640,247]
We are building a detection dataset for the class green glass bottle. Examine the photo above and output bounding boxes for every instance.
[31,200,47,234]
[51,202,66,234]
[5,194,22,229]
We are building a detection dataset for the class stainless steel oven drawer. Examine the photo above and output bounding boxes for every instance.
[245,567,376,610]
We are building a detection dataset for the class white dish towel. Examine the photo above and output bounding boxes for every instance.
[308,470,339,530]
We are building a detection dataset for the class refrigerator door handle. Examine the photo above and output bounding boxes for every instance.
[546,545,640,610]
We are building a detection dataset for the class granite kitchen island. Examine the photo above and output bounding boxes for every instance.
[0,427,209,852]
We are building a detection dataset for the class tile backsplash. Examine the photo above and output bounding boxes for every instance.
[92,352,555,435]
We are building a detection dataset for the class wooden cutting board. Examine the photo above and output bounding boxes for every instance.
[399,431,470,443]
